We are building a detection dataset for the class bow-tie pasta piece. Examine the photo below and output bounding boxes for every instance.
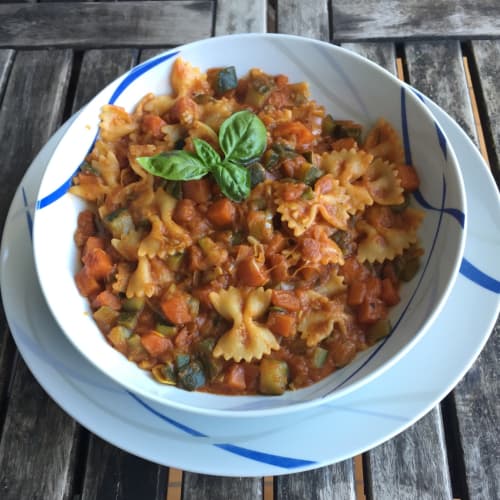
[209,287,279,362]
[364,158,404,206]
[363,118,405,164]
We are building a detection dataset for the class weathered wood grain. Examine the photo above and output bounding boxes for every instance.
[364,408,453,500]
[274,462,356,500]
[277,0,329,40]
[443,321,500,500]
[80,435,167,500]
[471,39,500,181]
[71,48,138,113]
[0,50,77,500]
[404,41,477,146]
[182,474,263,500]
[331,0,500,41]
[0,2,213,48]
[215,0,267,35]
[341,42,397,75]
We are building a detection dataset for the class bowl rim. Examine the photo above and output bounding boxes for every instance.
[32,32,467,418]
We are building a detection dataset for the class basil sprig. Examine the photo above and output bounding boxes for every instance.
[136,110,267,202]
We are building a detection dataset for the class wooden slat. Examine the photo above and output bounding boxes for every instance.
[331,0,500,41]
[275,463,356,500]
[215,0,267,35]
[0,50,77,500]
[364,408,453,500]
[0,1,213,48]
[182,475,263,500]
[81,435,167,500]
[471,39,500,179]
[404,41,478,145]
[345,41,454,500]
[276,0,329,40]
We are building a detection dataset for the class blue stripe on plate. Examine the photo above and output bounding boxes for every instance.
[460,258,500,294]
[127,391,316,469]
[37,50,179,210]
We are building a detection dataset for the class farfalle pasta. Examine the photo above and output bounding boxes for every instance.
[71,58,424,395]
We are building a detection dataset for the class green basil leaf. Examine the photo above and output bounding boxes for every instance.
[211,160,250,202]
[193,138,221,168]
[137,151,210,181]
[219,110,267,163]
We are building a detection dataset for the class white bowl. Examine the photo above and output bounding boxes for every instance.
[32,33,466,417]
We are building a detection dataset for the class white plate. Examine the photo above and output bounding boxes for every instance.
[0,97,498,477]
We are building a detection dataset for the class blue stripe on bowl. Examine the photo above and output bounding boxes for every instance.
[128,391,316,469]
[460,258,500,294]
[36,50,179,210]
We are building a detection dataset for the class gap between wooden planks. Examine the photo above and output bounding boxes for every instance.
[162,54,490,500]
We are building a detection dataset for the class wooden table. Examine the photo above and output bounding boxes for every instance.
[0,1,498,499]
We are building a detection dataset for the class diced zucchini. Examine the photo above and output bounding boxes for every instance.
[366,319,392,344]
[259,358,289,395]
[312,346,329,368]
[122,296,145,312]
[107,325,131,352]
[272,143,297,159]
[248,210,274,242]
[80,161,100,175]
[187,296,200,318]
[175,353,191,370]
[117,311,139,330]
[93,306,120,333]
[177,360,206,391]
[166,252,184,272]
[245,72,274,108]
[195,338,224,379]
[155,322,177,337]
[213,66,238,96]
[104,208,135,238]
[248,162,267,188]
[127,334,149,362]
[152,363,177,385]
[331,230,351,253]
[399,256,420,282]
[302,166,322,186]
[301,186,314,200]
[262,148,280,171]
[322,115,362,143]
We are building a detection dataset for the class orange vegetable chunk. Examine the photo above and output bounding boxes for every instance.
[160,295,193,325]
[207,198,236,228]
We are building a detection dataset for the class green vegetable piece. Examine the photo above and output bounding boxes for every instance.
[268,306,287,314]
[211,160,251,202]
[166,252,184,272]
[312,347,329,368]
[399,256,421,282]
[219,110,267,164]
[214,66,238,96]
[272,143,297,159]
[122,297,145,312]
[137,151,210,181]
[107,325,132,349]
[195,338,223,379]
[175,353,191,370]
[155,322,177,337]
[331,230,351,253]
[231,231,245,245]
[152,363,177,385]
[93,306,120,333]
[248,162,267,188]
[127,334,148,362]
[81,161,99,175]
[165,180,183,199]
[303,166,322,186]
[104,209,135,238]
[177,360,206,391]
[259,358,289,395]
[366,319,392,344]
[117,311,139,330]
[321,114,336,136]
[301,186,315,200]
[262,148,280,171]
[322,115,362,143]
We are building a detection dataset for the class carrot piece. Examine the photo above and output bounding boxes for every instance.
[82,236,105,261]
[74,210,97,247]
[92,290,122,311]
[160,295,193,325]
[381,278,400,306]
[271,290,300,312]
[182,179,211,203]
[173,198,197,224]
[358,298,387,324]
[225,364,247,391]
[142,114,166,138]
[268,254,289,282]
[395,164,420,191]
[364,276,382,300]
[140,331,173,358]
[75,268,101,297]
[348,281,367,306]
[341,257,369,285]
[267,311,296,337]
[236,257,269,286]
[207,198,236,228]
[82,247,114,280]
